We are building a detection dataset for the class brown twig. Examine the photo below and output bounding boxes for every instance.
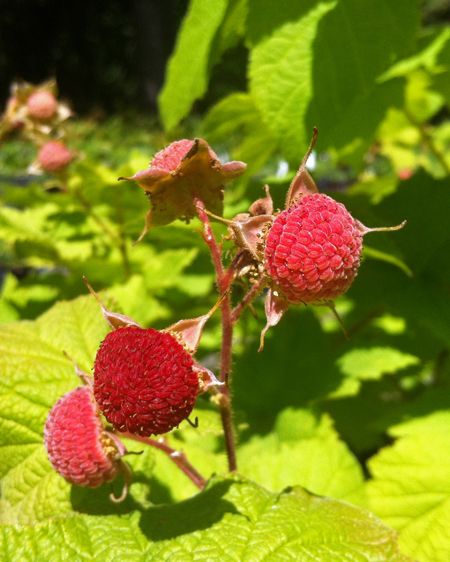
[119,432,206,490]
[195,199,237,472]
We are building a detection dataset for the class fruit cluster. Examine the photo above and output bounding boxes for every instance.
[44,134,405,499]
[0,80,74,174]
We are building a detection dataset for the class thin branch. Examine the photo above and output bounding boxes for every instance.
[195,199,237,472]
[118,432,206,490]
[231,277,266,324]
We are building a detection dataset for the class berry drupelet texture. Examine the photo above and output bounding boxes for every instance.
[151,138,217,172]
[94,326,199,436]
[264,194,363,303]
[44,386,121,487]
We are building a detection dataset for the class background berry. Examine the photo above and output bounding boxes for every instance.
[44,386,121,487]
[264,194,363,303]
[27,91,57,120]
[94,326,199,436]
[151,138,218,171]
[38,141,73,172]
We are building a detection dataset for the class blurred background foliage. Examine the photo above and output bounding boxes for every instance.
[1,1,450,560]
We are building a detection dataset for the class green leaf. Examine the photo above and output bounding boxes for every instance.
[381,27,450,80]
[306,0,419,149]
[0,477,409,561]
[238,408,366,505]
[0,513,148,562]
[245,0,315,46]
[214,0,248,57]
[250,1,336,161]
[0,297,109,523]
[143,477,409,561]
[201,92,278,175]
[364,245,413,277]
[338,347,419,381]
[233,310,344,429]
[108,275,169,326]
[249,0,419,159]
[158,0,229,130]
[368,415,450,562]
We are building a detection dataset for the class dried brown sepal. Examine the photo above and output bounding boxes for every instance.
[285,127,319,209]
[230,214,274,259]
[165,294,224,354]
[249,185,274,216]
[259,289,289,351]
[119,138,246,239]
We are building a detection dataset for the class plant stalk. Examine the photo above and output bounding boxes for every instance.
[195,199,237,472]
[119,432,206,490]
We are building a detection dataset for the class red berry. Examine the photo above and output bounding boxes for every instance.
[264,194,363,303]
[151,139,218,172]
[44,387,121,487]
[38,141,73,172]
[93,326,199,436]
[27,91,57,120]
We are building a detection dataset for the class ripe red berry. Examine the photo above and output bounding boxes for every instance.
[93,326,199,436]
[151,139,218,172]
[27,91,57,120]
[44,387,121,487]
[264,194,363,303]
[38,141,73,172]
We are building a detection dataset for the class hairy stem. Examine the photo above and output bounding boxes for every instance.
[119,432,206,490]
[195,199,237,472]
[231,277,266,324]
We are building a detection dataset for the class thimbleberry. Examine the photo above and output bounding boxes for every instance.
[44,387,121,487]
[93,326,200,436]
[38,141,73,172]
[27,91,57,120]
[264,194,363,303]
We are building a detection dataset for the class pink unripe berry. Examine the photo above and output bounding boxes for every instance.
[44,387,121,487]
[151,139,218,172]
[27,91,57,120]
[264,193,363,303]
[38,141,73,172]
[94,326,200,436]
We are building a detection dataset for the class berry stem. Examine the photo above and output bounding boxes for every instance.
[118,432,206,490]
[195,199,238,472]
[231,277,266,324]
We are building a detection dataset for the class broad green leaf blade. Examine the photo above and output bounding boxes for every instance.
[338,347,419,381]
[249,1,336,161]
[245,0,314,46]
[0,513,148,562]
[381,27,450,80]
[238,409,366,505]
[0,478,409,561]
[0,297,109,523]
[158,0,229,130]
[144,477,409,561]
[368,417,450,562]
[201,92,278,175]
[249,0,419,159]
